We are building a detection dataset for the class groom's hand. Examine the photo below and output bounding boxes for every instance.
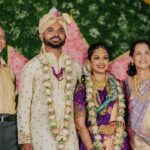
[20,144,33,150]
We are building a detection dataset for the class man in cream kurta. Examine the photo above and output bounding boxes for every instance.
[17,8,81,150]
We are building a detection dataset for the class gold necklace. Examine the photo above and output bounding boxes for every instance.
[134,75,150,100]
[92,76,108,90]
[92,75,108,107]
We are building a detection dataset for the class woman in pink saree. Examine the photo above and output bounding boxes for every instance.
[127,40,150,150]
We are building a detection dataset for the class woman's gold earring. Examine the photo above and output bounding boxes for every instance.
[86,60,92,72]
[87,63,91,72]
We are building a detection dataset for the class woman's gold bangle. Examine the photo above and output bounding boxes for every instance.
[87,144,94,150]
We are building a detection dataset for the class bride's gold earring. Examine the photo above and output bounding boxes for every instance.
[86,60,92,72]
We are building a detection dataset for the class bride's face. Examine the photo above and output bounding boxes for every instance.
[90,48,109,74]
[133,43,150,71]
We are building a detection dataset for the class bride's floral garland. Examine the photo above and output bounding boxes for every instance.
[86,75,126,150]
[38,53,73,149]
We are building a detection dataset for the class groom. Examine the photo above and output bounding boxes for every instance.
[17,8,82,150]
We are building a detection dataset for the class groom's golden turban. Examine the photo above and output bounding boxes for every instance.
[39,7,71,35]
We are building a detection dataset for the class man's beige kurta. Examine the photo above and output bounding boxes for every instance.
[17,52,81,150]
[0,57,16,114]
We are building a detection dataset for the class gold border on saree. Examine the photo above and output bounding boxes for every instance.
[89,122,117,135]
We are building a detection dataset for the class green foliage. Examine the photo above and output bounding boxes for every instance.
[58,0,150,59]
[0,0,149,60]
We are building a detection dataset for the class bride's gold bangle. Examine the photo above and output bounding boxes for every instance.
[87,144,94,150]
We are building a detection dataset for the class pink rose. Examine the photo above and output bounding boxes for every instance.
[54,11,61,17]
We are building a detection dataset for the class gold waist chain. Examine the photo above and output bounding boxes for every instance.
[89,122,124,135]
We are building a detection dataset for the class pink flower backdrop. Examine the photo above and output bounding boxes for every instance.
[62,18,88,64]
[109,51,130,81]
[7,46,28,91]
[7,17,130,91]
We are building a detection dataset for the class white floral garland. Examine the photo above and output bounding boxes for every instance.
[86,75,126,150]
[38,53,73,149]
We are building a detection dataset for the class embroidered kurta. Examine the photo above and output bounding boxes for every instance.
[0,57,16,114]
[17,52,82,150]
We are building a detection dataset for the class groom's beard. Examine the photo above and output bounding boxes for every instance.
[43,36,66,48]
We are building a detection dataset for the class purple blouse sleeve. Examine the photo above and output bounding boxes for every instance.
[74,83,87,117]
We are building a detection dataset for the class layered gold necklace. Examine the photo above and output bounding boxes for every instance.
[92,75,108,107]
[133,75,150,100]
[92,75,108,90]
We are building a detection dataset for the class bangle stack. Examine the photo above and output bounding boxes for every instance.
[87,144,94,150]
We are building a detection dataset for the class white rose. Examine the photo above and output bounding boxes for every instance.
[57,144,65,149]
[87,94,93,99]
[66,75,72,80]
[90,118,96,124]
[119,102,125,108]
[49,115,55,120]
[51,121,57,127]
[116,81,120,86]
[41,60,46,65]
[44,66,49,71]
[44,82,51,87]
[87,81,93,87]
[62,136,67,142]
[66,101,72,106]
[66,59,71,65]
[48,107,54,113]
[88,102,95,107]
[118,94,124,99]
[40,55,45,59]
[66,83,72,88]
[89,110,95,116]
[116,128,123,133]
[64,121,69,127]
[118,88,122,93]
[56,135,62,141]
[117,116,124,122]
[118,110,124,115]
[92,126,98,133]
[66,91,71,96]
[43,74,50,80]
[47,97,53,103]
[64,114,70,120]
[62,13,72,24]
[63,129,69,136]
[114,138,121,144]
[46,89,51,95]
[65,107,72,113]
[95,135,100,140]
[86,76,91,80]
[66,66,71,71]
[87,88,93,93]
[114,145,120,150]
[115,132,121,137]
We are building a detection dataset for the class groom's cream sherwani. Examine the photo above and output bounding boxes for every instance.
[17,52,81,150]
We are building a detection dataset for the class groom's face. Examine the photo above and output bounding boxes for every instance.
[42,22,66,49]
